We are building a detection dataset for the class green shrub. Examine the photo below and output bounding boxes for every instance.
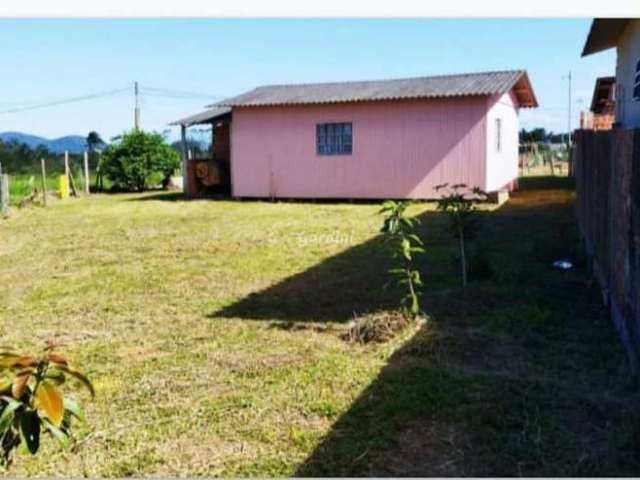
[101,130,180,192]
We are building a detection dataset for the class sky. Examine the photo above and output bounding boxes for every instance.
[0,18,616,141]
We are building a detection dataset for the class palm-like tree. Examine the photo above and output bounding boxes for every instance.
[86,131,104,153]
[85,131,105,190]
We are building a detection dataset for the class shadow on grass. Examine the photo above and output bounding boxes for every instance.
[518,174,575,191]
[210,178,576,324]
[125,191,187,202]
[209,209,452,323]
[293,186,639,476]
[204,181,638,474]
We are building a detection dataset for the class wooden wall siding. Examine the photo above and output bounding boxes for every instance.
[214,120,231,164]
[230,97,494,199]
[573,129,640,377]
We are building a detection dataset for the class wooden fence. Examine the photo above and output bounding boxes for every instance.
[573,129,640,377]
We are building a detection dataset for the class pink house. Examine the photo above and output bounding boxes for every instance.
[172,70,537,199]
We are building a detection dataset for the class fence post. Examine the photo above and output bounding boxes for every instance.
[83,151,90,195]
[41,158,47,206]
[1,174,9,215]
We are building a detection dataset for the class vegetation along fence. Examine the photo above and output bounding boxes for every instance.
[573,129,640,377]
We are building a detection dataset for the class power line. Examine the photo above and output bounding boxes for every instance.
[0,86,131,114]
[140,86,227,100]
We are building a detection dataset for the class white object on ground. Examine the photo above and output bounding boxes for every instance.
[553,260,573,270]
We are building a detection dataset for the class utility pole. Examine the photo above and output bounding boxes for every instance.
[134,81,140,130]
[567,71,572,147]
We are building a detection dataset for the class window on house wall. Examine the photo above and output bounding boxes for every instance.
[316,122,352,155]
[495,118,502,152]
[634,59,640,101]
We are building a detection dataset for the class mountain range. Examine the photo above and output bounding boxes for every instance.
[0,131,89,154]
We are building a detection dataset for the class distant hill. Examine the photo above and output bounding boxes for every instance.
[0,131,90,154]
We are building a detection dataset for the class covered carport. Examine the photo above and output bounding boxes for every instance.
[170,106,232,197]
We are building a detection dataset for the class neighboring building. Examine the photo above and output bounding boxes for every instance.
[582,18,640,128]
[580,76,616,130]
[173,70,537,199]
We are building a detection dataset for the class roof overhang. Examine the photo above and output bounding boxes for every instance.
[582,18,631,56]
[511,71,538,108]
[169,106,231,127]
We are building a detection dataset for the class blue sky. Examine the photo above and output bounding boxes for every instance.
[0,19,615,141]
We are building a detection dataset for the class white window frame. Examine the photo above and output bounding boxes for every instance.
[495,118,502,152]
[633,58,640,102]
[316,122,353,156]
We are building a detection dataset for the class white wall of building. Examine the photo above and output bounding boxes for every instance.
[485,91,520,192]
[616,19,640,128]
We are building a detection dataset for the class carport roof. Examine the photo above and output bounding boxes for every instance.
[170,106,231,127]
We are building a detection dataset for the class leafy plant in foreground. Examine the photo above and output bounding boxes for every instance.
[434,183,487,287]
[0,343,94,467]
[379,200,425,319]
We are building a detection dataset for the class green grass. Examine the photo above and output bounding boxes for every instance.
[5,170,109,207]
[0,181,637,476]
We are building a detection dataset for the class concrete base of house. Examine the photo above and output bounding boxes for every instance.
[487,190,510,206]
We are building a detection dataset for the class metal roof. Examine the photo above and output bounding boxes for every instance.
[170,106,231,127]
[582,18,631,56]
[208,70,538,108]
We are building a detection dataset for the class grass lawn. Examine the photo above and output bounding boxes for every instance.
[0,178,638,476]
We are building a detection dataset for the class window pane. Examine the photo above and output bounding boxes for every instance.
[317,122,353,155]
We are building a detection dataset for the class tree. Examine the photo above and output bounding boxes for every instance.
[86,131,105,190]
[519,127,547,143]
[435,183,487,288]
[101,130,180,192]
[379,200,425,319]
[86,131,104,153]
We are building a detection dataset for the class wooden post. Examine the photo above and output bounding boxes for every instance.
[1,174,9,215]
[83,151,90,195]
[64,151,69,177]
[96,151,103,191]
[180,124,189,196]
[68,170,78,197]
[41,158,47,206]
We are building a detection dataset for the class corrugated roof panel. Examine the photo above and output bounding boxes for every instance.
[208,70,537,108]
[170,106,231,127]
